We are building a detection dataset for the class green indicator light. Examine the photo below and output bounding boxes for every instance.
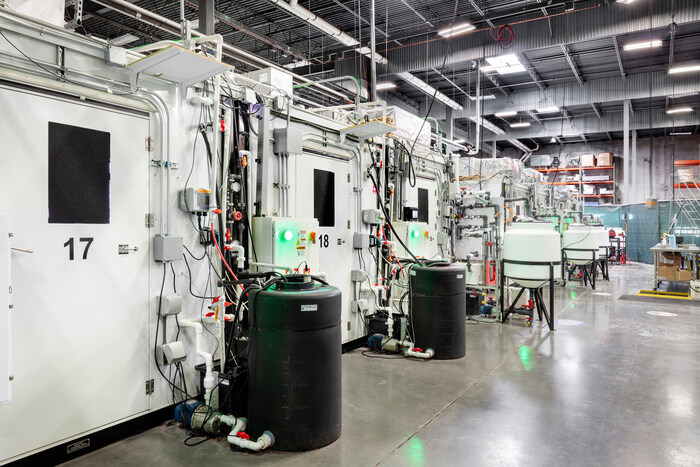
[283,230,294,241]
[411,230,419,238]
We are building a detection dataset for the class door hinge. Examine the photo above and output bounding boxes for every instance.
[347,220,351,229]
[146,137,154,152]
[145,213,155,228]
[347,173,351,182]
[145,379,154,395]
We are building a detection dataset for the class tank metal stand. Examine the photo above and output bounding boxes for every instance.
[499,259,559,331]
[562,249,598,290]
[597,246,610,281]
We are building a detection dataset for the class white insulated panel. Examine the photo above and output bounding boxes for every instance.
[0,209,10,405]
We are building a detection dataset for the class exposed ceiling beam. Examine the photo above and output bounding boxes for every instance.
[487,110,700,142]
[399,0,434,27]
[431,67,470,98]
[484,72,510,96]
[386,1,698,75]
[562,107,573,123]
[186,0,309,61]
[581,133,588,143]
[591,103,603,119]
[612,35,627,80]
[517,52,547,92]
[458,70,700,118]
[526,110,543,124]
[606,131,613,141]
[561,44,584,86]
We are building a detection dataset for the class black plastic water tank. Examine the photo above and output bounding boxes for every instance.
[247,276,342,451]
[409,263,467,359]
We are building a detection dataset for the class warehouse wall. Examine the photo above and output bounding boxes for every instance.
[502,134,700,204]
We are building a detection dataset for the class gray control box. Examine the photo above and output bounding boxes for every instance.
[353,233,370,249]
[179,187,211,213]
[153,235,183,262]
[362,209,383,225]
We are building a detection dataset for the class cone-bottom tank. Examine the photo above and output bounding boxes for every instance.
[410,263,466,359]
[563,224,601,265]
[503,222,561,288]
[248,277,342,451]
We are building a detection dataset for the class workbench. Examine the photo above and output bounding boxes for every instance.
[651,244,700,290]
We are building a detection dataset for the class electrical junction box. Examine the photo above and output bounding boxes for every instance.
[362,209,384,225]
[391,221,432,259]
[153,235,183,262]
[179,187,211,213]
[243,68,293,108]
[161,294,182,316]
[252,217,319,273]
[158,341,187,365]
[273,127,303,155]
[105,45,127,67]
[353,233,370,249]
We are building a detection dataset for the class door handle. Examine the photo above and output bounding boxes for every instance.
[118,244,139,255]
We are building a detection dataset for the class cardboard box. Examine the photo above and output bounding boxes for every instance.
[676,268,692,281]
[678,168,695,184]
[597,152,613,166]
[657,264,676,280]
[580,154,596,167]
[661,252,682,267]
[583,185,596,195]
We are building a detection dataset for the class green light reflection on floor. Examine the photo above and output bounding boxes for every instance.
[518,345,535,372]
[404,436,425,466]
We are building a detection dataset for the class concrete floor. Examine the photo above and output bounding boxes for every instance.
[64,263,700,467]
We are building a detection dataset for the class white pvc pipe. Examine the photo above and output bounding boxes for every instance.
[228,431,275,452]
[179,320,215,403]
[250,261,294,272]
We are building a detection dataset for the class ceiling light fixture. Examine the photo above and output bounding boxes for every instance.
[669,64,700,74]
[438,22,476,38]
[484,54,526,75]
[536,106,560,113]
[468,94,496,101]
[284,60,311,69]
[396,72,463,110]
[623,40,662,51]
[670,132,692,136]
[495,111,518,118]
[375,82,396,90]
[510,122,531,128]
[667,107,693,114]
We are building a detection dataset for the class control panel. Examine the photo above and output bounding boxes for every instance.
[391,220,432,259]
[252,217,320,273]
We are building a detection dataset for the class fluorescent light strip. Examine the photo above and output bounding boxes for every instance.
[670,132,692,136]
[510,122,531,128]
[438,23,476,38]
[667,107,693,114]
[536,106,560,113]
[623,40,662,51]
[495,111,518,118]
[110,33,139,46]
[468,94,496,101]
[484,54,526,75]
[375,82,396,90]
[396,72,463,110]
[669,64,700,74]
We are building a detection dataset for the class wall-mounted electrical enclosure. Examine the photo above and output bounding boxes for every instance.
[153,235,183,262]
[391,220,432,258]
[252,217,320,273]
[362,209,383,225]
[179,188,211,213]
[273,127,303,155]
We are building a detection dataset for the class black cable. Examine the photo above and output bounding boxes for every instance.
[184,244,206,261]
[182,254,217,299]
[366,170,422,264]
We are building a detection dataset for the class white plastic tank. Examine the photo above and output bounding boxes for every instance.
[562,224,602,265]
[598,227,610,258]
[503,222,562,288]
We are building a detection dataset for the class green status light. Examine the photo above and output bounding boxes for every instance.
[411,230,420,239]
[282,230,294,241]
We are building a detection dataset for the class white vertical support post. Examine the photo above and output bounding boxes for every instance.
[0,208,10,404]
[631,130,638,203]
[369,0,377,102]
[623,99,630,204]
[492,138,498,159]
[444,107,453,141]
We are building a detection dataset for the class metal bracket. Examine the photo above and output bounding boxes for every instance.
[145,379,154,395]
[119,244,139,255]
[145,214,155,228]
[145,137,154,152]
[151,160,179,169]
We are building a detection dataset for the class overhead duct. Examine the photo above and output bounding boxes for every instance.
[88,0,348,101]
[267,0,386,64]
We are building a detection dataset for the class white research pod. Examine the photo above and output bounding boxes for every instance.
[503,222,562,288]
[562,224,600,265]
[598,227,610,257]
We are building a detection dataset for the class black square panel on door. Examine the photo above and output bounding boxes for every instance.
[48,122,110,224]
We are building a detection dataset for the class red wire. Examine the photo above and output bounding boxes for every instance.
[211,222,243,290]
[384,240,405,278]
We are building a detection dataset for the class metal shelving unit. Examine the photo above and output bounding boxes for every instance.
[534,164,617,205]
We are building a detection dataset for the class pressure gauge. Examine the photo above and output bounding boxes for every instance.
[231,181,241,193]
